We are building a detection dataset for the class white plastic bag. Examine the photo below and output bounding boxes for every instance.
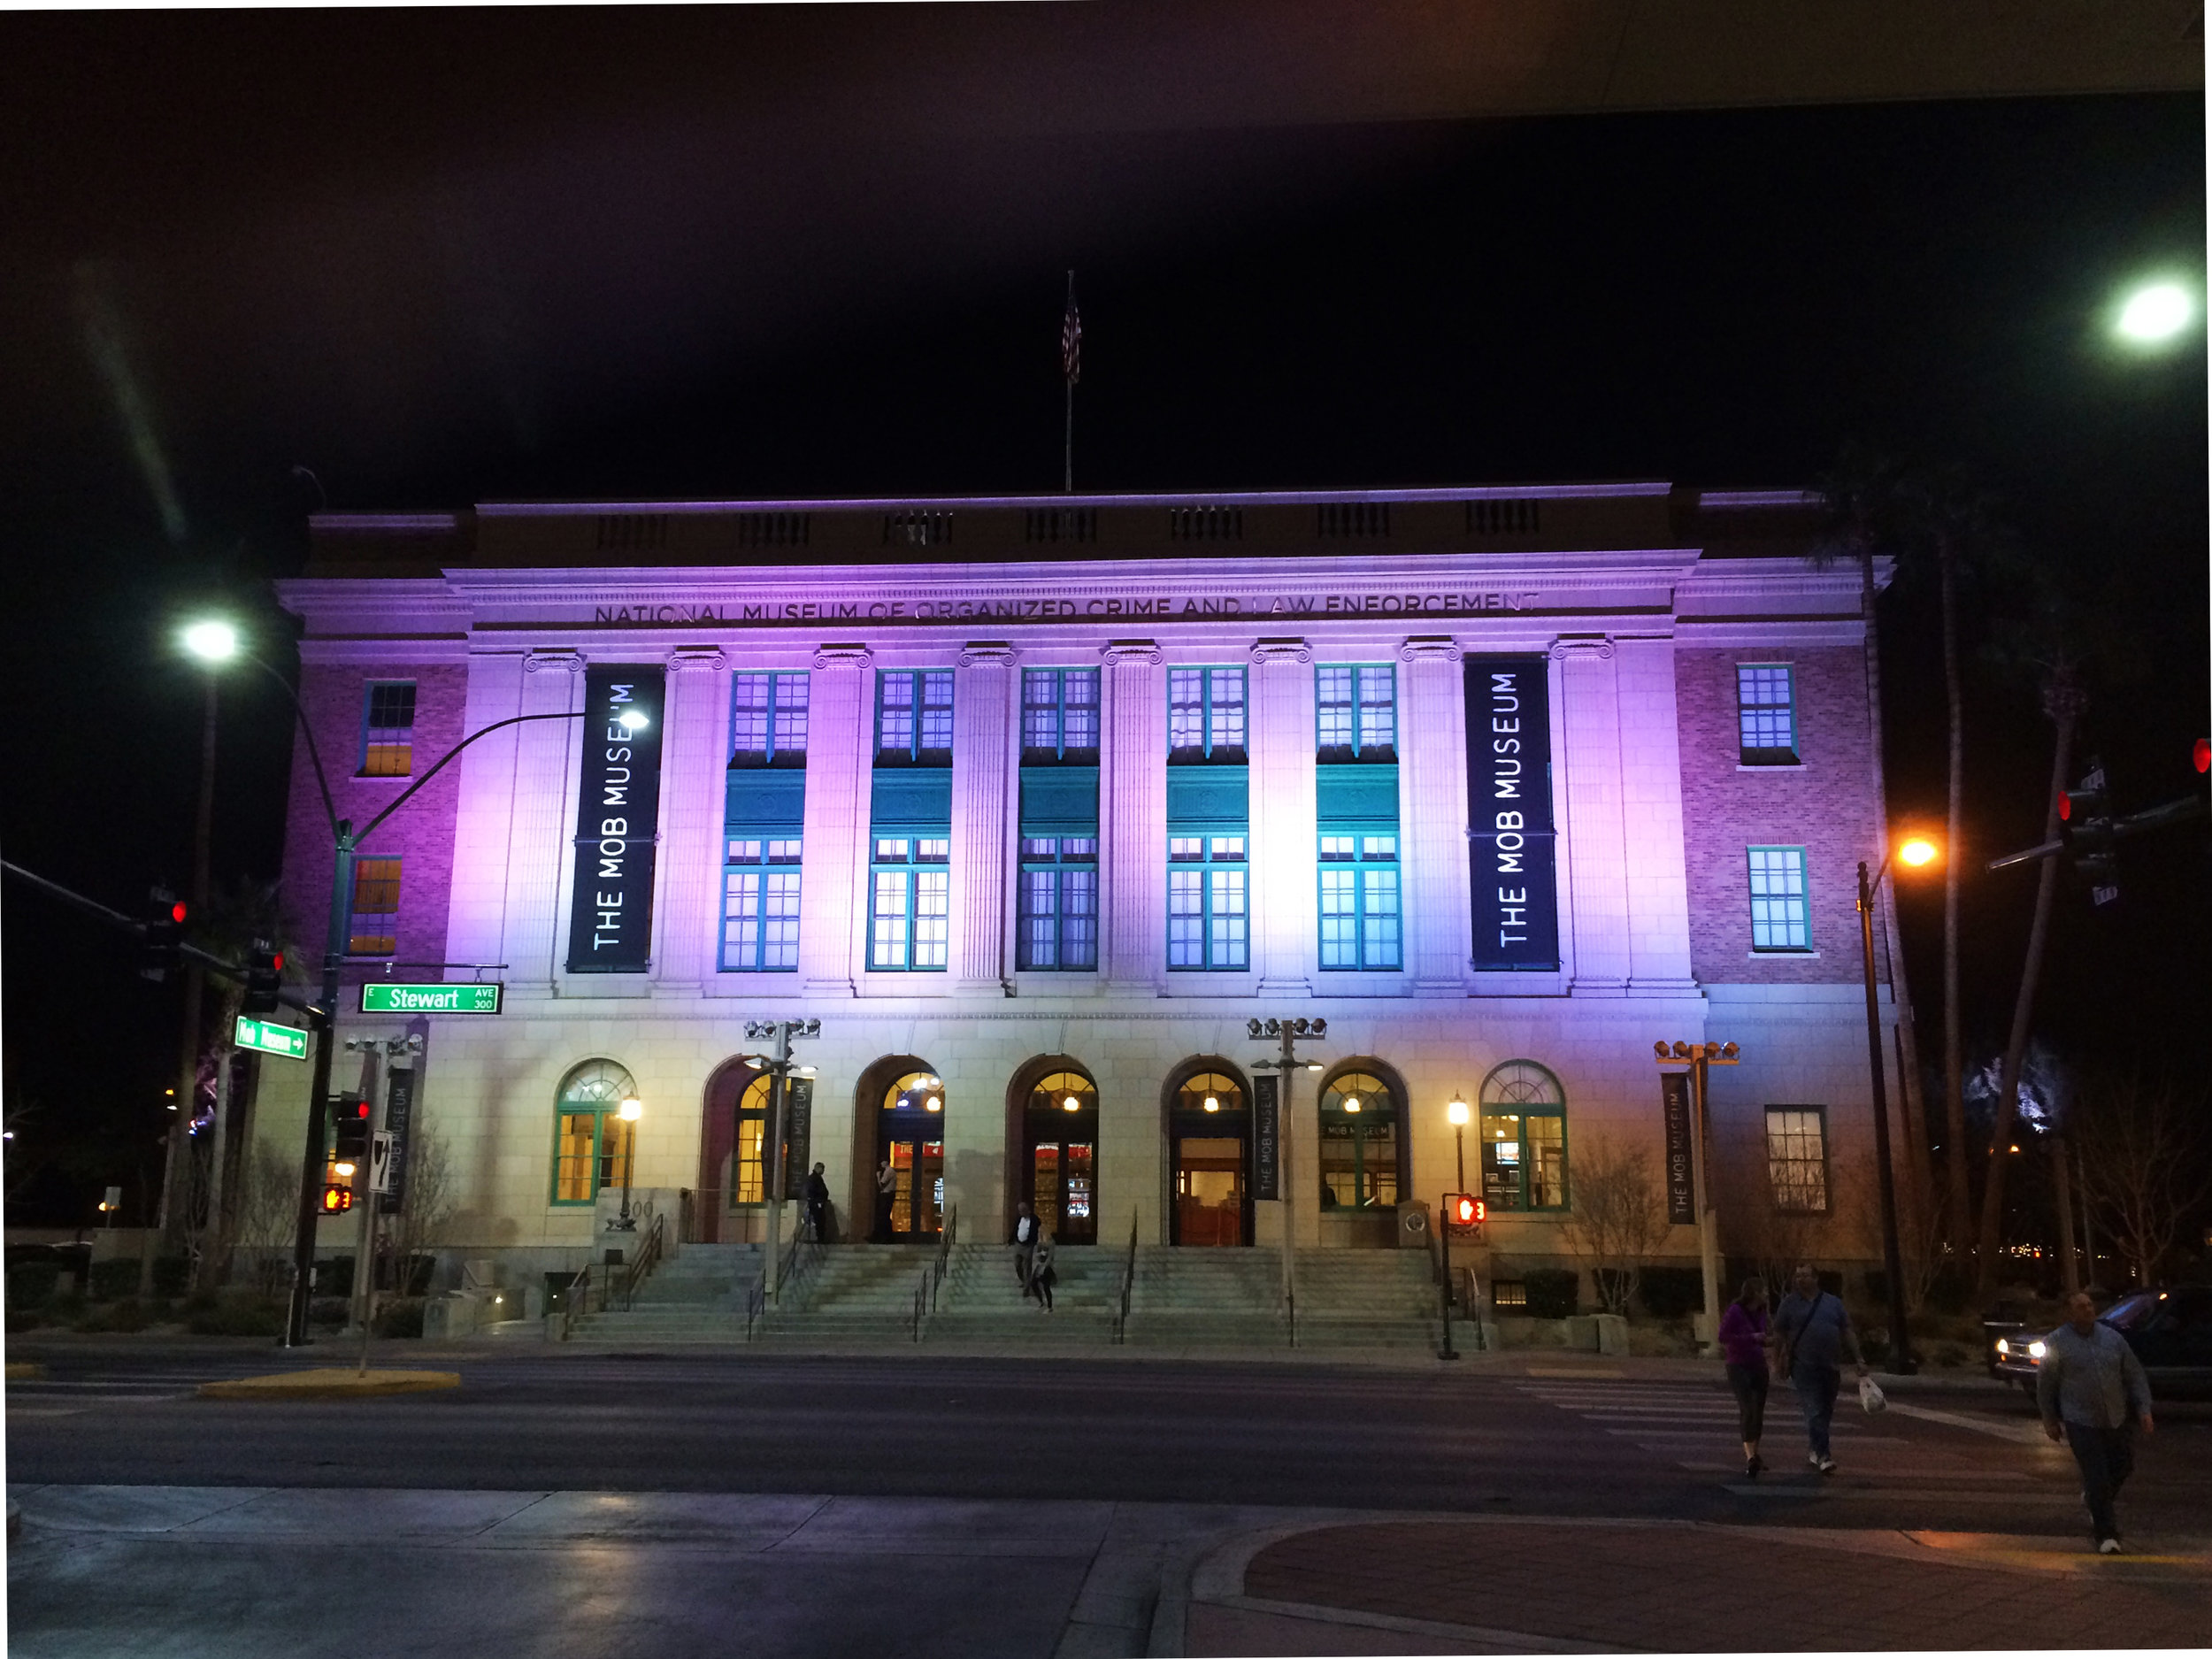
[1859,1375,1887,1415]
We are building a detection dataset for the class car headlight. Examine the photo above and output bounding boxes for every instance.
[2027,1340,2046,1360]
[1995,1339,2010,1356]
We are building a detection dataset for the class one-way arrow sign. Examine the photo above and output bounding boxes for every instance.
[369,1131,396,1195]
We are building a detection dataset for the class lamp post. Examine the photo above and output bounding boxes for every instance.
[1248,1016,1326,1340]
[611,1094,643,1232]
[1440,1097,1474,1363]
[1857,833,1939,1375]
[1652,1039,1739,1355]
[740,1018,821,1297]
[1448,1095,1470,1194]
[186,618,648,1345]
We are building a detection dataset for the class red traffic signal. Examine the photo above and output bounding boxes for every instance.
[332,1097,373,1160]
[1446,1193,1485,1228]
[2195,737,2209,775]
[242,940,284,1014]
[139,887,186,982]
[320,1183,353,1214]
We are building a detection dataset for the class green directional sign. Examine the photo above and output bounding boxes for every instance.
[358,982,504,1016]
[234,1015,309,1061]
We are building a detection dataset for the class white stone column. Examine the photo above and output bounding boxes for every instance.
[1249,638,1315,995]
[443,651,526,971]
[1614,637,1697,991]
[1398,636,1469,992]
[950,641,1017,995]
[1099,640,1164,992]
[798,644,872,996]
[651,646,728,991]
[1550,637,1632,994]
[504,650,583,987]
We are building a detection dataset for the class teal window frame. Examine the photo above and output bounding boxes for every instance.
[1168,667,1247,763]
[1167,834,1248,971]
[721,837,803,972]
[550,1061,638,1207]
[869,835,951,971]
[1478,1059,1568,1214]
[731,672,810,768]
[877,670,954,764]
[1021,669,1101,762]
[1317,833,1402,970]
[1316,664,1396,762]
[1017,836,1099,970]
[1736,664,1799,764]
[1747,845,1812,951]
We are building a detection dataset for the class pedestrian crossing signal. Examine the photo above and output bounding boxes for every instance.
[321,1183,353,1214]
[1447,1193,1484,1229]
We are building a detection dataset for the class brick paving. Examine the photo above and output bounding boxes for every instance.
[1236,1520,2212,1651]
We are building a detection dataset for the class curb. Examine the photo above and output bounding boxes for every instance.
[196,1368,460,1400]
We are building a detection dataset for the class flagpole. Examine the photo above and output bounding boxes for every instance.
[1062,270,1078,494]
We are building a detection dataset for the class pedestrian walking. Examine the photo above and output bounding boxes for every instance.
[1771,1263,1866,1474]
[2038,1289,2154,1554]
[1011,1201,1041,1289]
[872,1158,896,1242]
[803,1162,831,1243]
[1026,1230,1057,1312]
[1717,1276,1772,1477]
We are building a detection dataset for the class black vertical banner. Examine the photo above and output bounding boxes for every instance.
[567,665,666,972]
[1252,1074,1280,1202]
[780,1078,814,1193]
[377,1067,417,1216]
[1661,1071,1695,1225]
[1465,655,1560,970]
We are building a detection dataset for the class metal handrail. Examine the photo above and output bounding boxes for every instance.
[1113,1210,1138,1344]
[931,1204,957,1313]
[911,1270,928,1343]
[617,1212,665,1310]
[554,1262,594,1341]
[744,1271,766,1341]
[780,1225,823,1307]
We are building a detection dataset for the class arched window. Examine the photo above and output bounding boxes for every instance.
[1479,1060,1567,1212]
[1167,1066,1250,1247]
[876,1066,946,1239]
[733,1073,773,1205]
[553,1059,639,1206]
[1317,1068,1399,1210]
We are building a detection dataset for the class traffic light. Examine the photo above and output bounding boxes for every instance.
[320,1183,353,1214]
[1445,1193,1485,1232]
[139,888,186,982]
[242,939,284,1014]
[2059,760,2119,906]
[332,1096,373,1161]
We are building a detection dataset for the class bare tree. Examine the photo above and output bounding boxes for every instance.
[231,1141,300,1300]
[2074,1069,2212,1289]
[1555,1134,1671,1314]
[377,1126,457,1296]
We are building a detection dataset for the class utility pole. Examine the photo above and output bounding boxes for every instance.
[744,1018,821,1299]
[1654,1040,1738,1356]
[1248,1016,1325,1343]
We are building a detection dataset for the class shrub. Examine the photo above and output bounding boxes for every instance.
[89,1259,143,1301]
[150,1256,192,1298]
[309,1295,350,1327]
[75,1297,150,1333]
[315,1257,355,1299]
[1636,1266,1705,1319]
[186,1296,286,1338]
[1524,1268,1580,1319]
[374,1297,425,1339]
[9,1262,61,1309]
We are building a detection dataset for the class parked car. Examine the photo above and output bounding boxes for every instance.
[1993,1286,2212,1400]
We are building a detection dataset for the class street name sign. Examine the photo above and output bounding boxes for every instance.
[234,1016,309,1061]
[358,982,503,1016]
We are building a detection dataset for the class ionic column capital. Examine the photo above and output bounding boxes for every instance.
[811,643,875,672]
[1248,637,1312,667]
[1100,639,1162,667]
[957,641,1019,669]
[1399,635,1463,664]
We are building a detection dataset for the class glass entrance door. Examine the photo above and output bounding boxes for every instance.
[1174,1136,1246,1246]
[885,1133,944,1240]
[1023,1070,1100,1245]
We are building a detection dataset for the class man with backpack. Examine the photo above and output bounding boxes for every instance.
[1771,1262,1868,1474]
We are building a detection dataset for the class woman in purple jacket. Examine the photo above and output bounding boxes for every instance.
[1718,1279,1772,1477]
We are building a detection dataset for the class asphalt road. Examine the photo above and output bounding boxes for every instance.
[10,1340,2210,1536]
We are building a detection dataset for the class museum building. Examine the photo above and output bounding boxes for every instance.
[264,483,1896,1302]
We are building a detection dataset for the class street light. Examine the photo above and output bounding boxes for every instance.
[2115,280,2193,344]
[1249,1016,1327,1340]
[1447,1095,1470,1194]
[181,619,239,663]
[741,1018,821,1297]
[1858,833,1942,1375]
[1653,1039,1740,1354]
[609,1095,643,1233]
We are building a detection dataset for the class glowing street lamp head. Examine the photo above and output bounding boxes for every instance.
[181,619,239,663]
[618,1096,642,1122]
[2116,281,2193,343]
[1898,835,1939,869]
[1447,1098,1471,1126]
[616,709,649,733]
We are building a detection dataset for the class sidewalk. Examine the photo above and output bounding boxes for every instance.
[1179,1515,2212,1655]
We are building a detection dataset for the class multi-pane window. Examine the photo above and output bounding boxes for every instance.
[551,1060,637,1206]
[1318,1070,1400,1210]
[1022,670,1100,762]
[1168,668,1247,761]
[1747,846,1812,951]
[1317,835,1402,970]
[722,839,803,971]
[869,837,950,970]
[1316,665,1396,761]
[347,857,401,956]
[1765,1107,1830,1212]
[877,671,954,763]
[731,672,809,766]
[1737,664,1799,764]
[360,682,417,777]
[1478,1060,1568,1213]
[1018,837,1098,970]
[1167,836,1248,970]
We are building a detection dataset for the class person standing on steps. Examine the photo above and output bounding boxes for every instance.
[803,1162,831,1243]
[1010,1201,1041,1291]
[1718,1277,1772,1478]
[1026,1230,1057,1312]
[1771,1263,1866,1475]
[2039,1288,2154,1555]
[872,1157,896,1243]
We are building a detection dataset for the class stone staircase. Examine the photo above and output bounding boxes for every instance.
[1119,1246,1290,1347]
[750,1244,941,1344]
[1291,1248,1443,1349]
[923,1243,1119,1344]
[566,1241,763,1345]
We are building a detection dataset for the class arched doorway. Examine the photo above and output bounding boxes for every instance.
[1317,1061,1409,1247]
[1010,1062,1099,1246]
[1164,1060,1252,1247]
[857,1057,946,1242]
[699,1058,798,1244]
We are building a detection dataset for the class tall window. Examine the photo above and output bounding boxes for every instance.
[1747,846,1812,951]
[347,857,402,956]
[1018,837,1098,970]
[1022,669,1101,761]
[1317,665,1396,761]
[1479,1060,1567,1212]
[1737,664,1799,765]
[360,682,417,777]
[1169,668,1247,762]
[1317,834,1401,970]
[731,672,809,766]
[552,1059,637,1205]
[733,1073,773,1205]
[1318,1069,1400,1209]
[877,670,954,764]
[1765,1107,1830,1212]
[870,837,950,969]
[1168,835,1248,970]
[722,838,802,971]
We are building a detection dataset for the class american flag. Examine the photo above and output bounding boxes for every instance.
[1062,278,1081,387]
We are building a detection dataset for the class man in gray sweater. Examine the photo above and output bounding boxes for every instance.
[2037,1290,2155,1554]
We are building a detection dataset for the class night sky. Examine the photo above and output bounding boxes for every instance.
[2,11,2204,1227]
